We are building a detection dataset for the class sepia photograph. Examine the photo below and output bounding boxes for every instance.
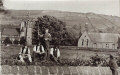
[0,0,120,75]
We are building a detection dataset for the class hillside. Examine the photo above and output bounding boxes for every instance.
[1,10,120,37]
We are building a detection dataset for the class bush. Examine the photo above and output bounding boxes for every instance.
[19,37,26,45]
[13,39,19,44]
[90,55,109,66]
[2,53,120,66]
[4,37,12,45]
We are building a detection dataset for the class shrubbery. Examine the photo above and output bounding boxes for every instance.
[13,39,19,44]
[19,37,26,45]
[4,37,12,45]
[2,54,120,66]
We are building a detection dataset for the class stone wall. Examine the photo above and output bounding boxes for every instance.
[1,65,120,75]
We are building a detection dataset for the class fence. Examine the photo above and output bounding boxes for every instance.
[1,65,120,75]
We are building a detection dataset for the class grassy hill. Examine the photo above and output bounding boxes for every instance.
[1,10,120,37]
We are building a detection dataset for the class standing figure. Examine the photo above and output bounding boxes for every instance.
[50,45,61,63]
[109,55,118,75]
[33,43,46,61]
[18,45,32,63]
[43,28,51,60]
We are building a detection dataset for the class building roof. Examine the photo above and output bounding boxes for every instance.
[2,28,20,36]
[1,37,20,41]
[87,32,120,43]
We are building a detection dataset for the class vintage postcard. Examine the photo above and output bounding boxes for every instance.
[0,0,120,75]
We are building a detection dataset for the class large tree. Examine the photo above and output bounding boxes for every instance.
[32,15,66,45]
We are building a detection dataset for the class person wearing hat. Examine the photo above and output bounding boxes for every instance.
[18,45,32,63]
[109,54,118,75]
[32,43,46,61]
[50,45,61,63]
[43,28,51,60]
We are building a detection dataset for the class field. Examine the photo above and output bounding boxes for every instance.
[1,45,119,66]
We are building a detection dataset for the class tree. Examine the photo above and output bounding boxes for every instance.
[32,15,66,45]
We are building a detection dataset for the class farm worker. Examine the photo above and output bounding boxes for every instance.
[109,54,118,75]
[43,28,51,60]
[32,43,46,61]
[18,45,32,63]
[50,45,61,63]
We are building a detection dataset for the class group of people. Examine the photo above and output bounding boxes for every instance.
[17,28,61,64]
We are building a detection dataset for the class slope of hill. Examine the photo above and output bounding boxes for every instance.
[1,10,120,37]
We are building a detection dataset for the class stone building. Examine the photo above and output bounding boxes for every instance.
[1,28,20,44]
[78,31,120,49]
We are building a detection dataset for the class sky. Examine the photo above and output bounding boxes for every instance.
[3,0,120,16]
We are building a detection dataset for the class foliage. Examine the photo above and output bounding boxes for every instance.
[19,37,26,45]
[0,55,112,66]
[4,37,12,45]
[90,55,109,66]
[13,39,19,44]
[32,15,80,46]
[32,15,66,45]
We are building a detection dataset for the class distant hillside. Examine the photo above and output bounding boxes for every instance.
[1,10,120,37]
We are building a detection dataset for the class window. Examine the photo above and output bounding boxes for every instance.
[87,39,89,46]
[106,44,109,48]
[82,39,84,46]
[93,43,97,48]
[112,44,115,49]
[106,44,107,48]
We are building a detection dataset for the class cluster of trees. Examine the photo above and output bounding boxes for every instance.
[32,15,80,46]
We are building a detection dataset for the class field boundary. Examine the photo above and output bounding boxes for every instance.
[62,46,120,52]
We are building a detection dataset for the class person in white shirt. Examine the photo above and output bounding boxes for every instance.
[18,45,32,63]
[50,45,61,63]
[32,43,46,61]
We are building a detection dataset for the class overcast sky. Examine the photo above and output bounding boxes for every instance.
[3,0,120,16]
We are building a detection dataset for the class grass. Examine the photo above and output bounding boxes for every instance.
[1,45,120,66]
